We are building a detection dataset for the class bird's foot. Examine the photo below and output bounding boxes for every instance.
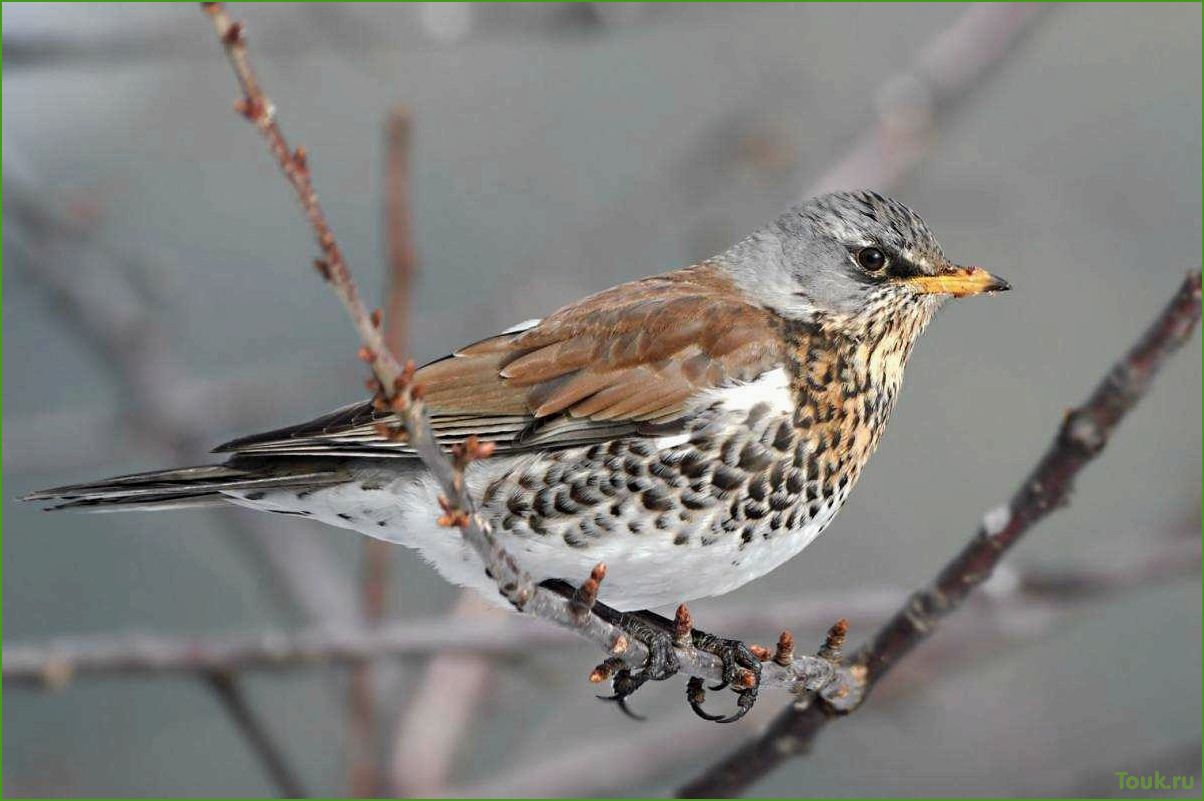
[593,612,680,720]
[539,576,762,723]
[684,630,762,723]
[539,576,680,720]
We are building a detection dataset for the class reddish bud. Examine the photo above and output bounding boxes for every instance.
[571,562,607,620]
[774,630,796,666]
[817,619,848,662]
[673,604,694,648]
[733,668,758,689]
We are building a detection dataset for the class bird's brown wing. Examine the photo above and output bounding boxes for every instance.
[215,264,784,458]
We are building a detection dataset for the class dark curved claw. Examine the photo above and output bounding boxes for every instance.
[687,674,759,723]
[718,685,759,724]
[597,667,651,720]
[686,676,727,722]
[688,634,763,723]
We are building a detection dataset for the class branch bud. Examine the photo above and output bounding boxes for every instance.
[672,603,694,648]
[774,630,796,666]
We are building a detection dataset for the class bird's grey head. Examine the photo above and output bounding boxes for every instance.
[719,190,1008,332]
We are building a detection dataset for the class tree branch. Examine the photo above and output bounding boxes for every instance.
[679,271,1202,798]
[197,1,854,701]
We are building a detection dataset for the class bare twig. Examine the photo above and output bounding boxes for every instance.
[197,1,852,700]
[205,671,307,798]
[6,531,1197,683]
[680,272,1202,798]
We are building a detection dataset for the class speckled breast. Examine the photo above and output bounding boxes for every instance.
[478,331,899,555]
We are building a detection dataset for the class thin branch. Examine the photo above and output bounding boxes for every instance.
[205,671,308,798]
[6,532,1197,684]
[197,1,852,700]
[200,4,404,392]
[680,271,1202,798]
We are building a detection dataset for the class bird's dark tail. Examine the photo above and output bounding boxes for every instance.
[22,463,344,512]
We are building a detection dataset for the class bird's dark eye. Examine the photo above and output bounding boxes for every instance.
[856,247,888,272]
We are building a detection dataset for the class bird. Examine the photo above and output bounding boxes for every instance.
[27,190,1008,717]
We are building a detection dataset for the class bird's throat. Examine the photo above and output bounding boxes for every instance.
[779,318,914,496]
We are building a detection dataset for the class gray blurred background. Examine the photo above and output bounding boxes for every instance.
[2,3,1201,797]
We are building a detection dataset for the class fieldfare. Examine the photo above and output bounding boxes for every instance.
[28,190,1009,719]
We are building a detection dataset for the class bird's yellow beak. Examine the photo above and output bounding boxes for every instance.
[902,265,1011,298]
